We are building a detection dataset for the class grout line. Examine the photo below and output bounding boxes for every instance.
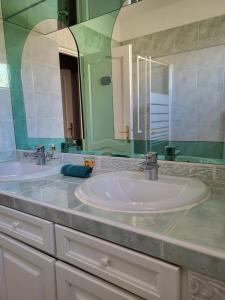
[54,178,82,184]
[73,204,85,210]
[164,209,190,236]
[18,180,57,196]
[212,165,216,181]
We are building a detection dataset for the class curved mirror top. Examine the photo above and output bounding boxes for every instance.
[1,0,142,35]
[21,19,83,146]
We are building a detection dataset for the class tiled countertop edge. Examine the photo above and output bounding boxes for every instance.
[1,191,225,282]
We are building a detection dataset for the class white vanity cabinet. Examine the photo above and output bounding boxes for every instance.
[55,225,181,300]
[0,233,57,300]
[56,261,143,300]
[0,206,181,300]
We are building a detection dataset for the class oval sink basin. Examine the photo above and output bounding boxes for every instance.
[75,171,210,213]
[0,161,60,182]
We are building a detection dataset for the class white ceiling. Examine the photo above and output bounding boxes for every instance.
[113,0,225,42]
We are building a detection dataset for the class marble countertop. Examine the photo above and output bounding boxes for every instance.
[0,170,225,281]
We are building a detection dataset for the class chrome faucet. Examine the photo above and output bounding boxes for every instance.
[34,145,46,165]
[143,152,159,180]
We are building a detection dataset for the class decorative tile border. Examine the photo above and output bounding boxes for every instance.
[158,162,191,178]
[16,150,38,163]
[99,156,132,171]
[0,151,16,162]
[188,165,214,183]
[188,271,225,300]
[215,167,225,185]
[16,151,225,184]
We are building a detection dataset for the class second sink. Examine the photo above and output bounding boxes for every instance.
[75,171,209,213]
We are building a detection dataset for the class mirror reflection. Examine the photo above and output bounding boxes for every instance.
[1,0,142,35]
[19,0,225,164]
[111,0,225,163]
[22,21,83,151]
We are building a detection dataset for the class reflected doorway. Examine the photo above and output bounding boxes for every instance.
[59,52,83,141]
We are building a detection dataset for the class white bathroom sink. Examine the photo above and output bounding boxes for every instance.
[0,161,60,182]
[75,171,209,213]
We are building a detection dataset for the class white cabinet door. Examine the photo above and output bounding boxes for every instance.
[56,261,143,300]
[0,233,57,300]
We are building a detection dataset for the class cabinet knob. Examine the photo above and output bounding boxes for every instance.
[12,221,20,230]
[100,257,110,267]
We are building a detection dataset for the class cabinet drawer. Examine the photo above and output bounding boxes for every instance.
[0,206,55,254]
[56,225,180,300]
[56,261,142,300]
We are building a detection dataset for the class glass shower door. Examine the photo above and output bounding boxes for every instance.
[149,59,171,153]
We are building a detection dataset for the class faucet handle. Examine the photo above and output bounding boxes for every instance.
[145,152,158,163]
[35,145,45,152]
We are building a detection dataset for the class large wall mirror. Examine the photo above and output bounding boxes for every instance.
[3,0,225,164]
